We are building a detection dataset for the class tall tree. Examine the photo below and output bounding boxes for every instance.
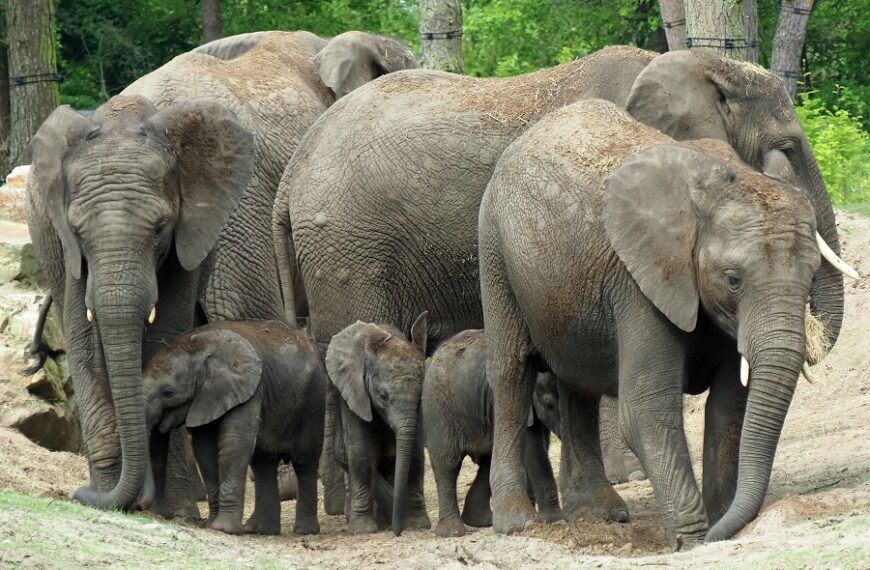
[201,0,222,44]
[771,0,814,100]
[419,0,463,73]
[6,0,60,169]
[0,41,11,176]
[659,0,687,50]
[744,0,759,62]
[685,0,748,60]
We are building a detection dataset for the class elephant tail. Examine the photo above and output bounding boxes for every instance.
[272,184,299,325]
[20,292,57,376]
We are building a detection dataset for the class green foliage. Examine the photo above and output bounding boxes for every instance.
[797,89,870,207]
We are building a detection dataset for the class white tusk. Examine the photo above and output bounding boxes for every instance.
[86,308,93,323]
[147,306,157,324]
[740,356,750,387]
[801,362,814,384]
[816,232,860,280]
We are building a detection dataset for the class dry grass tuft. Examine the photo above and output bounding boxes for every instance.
[805,308,831,366]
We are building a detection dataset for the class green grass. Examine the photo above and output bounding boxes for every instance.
[841,201,870,218]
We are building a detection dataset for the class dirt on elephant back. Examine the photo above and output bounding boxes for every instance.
[0,210,868,569]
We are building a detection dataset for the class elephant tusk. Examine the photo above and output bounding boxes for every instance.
[801,362,814,384]
[147,306,157,325]
[740,356,750,388]
[86,308,93,323]
[816,232,860,280]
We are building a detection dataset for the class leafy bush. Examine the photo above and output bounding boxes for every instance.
[796,89,870,207]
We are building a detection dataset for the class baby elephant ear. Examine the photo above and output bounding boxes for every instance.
[409,311,428,356]
[326,322,373,422]
[604,144,730,333]
[187,329,262,428]
[315,31,417,99]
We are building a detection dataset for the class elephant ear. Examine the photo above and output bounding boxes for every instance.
[315,31,417,99]
[29,106,98,280]
[603,144,734,332]
[626,50,730,142]
[326,322,373,422]
[187,329,262,428]
[762,149,800,186]
[409,311,428,356]
[145,100,254,271]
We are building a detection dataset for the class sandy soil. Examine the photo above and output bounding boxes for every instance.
[0,210,867,569]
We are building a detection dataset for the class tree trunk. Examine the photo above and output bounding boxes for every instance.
[744,0,758,63]
[659,0,687,51]
[0,42,11,176]
[6,0,60,169]
[201,0,222,44]
[685,0,748,60]
[419,0,463,73]
[770,0,814,101]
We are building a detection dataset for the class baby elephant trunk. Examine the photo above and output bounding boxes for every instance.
[392,424,417,536]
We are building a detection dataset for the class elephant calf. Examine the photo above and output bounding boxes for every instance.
[422,330,562,537]
[325,314,431,535]
[143,321,325,535]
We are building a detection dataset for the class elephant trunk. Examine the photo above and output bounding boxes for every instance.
[801,141,844,355]
[392,424,417,536]
[707,300,805,541]
[73,264,151,511]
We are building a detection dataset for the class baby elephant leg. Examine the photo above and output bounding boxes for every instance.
[462,456,493,527]
[292,457,321,535]
[210,401,259,535]
[430,446,466,537]
[244,456,281,535]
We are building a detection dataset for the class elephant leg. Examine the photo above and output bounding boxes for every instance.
[616,309,706,548]
[431,446,466,537]
[462,456,493,527]
[160,431,202,521]
[291,458,321,535]
[524,424,562,523]
[321,388,347,515]
[340,401,379,534]
[210,403,259,535]
[599,395,645,483]
[703,354,747,526]
[244,456,281,535]
[278,462,298,501]
[191,425,221,524]
[558,387,629,523]
[405,435,431,530]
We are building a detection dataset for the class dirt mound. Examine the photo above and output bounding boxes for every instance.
[0,426,87,499]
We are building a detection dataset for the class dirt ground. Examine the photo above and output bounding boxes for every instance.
[0,210,868,569]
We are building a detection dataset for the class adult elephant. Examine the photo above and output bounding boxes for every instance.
[26,30,416,514]
[478,99,857,546]
[275,46,846,521]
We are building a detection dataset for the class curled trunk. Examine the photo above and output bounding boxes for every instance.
[707,302,805,541]
[392,426,417,536]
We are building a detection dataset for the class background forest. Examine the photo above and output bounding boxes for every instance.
[3,0,869,208]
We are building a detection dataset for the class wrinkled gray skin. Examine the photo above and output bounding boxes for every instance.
[326,314,431,536]
[143,321,325,536]
[422,330,561,537]
[479,99,822,547]
[26,30,416,516]
[276,46,844,506]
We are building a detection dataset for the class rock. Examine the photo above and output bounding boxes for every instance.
[0,401,81,453]
[616,543,633,556]
[5,164,29,189]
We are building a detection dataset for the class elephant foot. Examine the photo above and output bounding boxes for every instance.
[604,455,646,485]
[405,510,432,531]
[293,517,320,536]
[676,530,707,551]
[346,515,379,535]
[209,514,245,535]
[491,492,535,534]
[461,506,492,528]
[244,511,281,535]
[538,506,564,524]
[324,490,346,516]
[434,517,467,537]
[564,484,629,523]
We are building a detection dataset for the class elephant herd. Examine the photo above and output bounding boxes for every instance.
[24,28,858,551]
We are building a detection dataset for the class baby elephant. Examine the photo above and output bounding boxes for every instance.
[423,330,562,537]
[326,313,431,536]
[144,320,325,536]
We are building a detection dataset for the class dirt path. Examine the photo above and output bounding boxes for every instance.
[0,211,868,569]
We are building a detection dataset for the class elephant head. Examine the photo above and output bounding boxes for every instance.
[30,95,254,510]
[314,31,418,99]
[143,328,262,434]
[531,371,560,437]
[325,312,428,535]
[626,51,847,356]
[602,140,857,541]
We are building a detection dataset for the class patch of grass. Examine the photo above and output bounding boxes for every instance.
[841,201,870,218]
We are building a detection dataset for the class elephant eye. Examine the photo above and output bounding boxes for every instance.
[160,388,175,399]
[725,271,743,292]
[376,388,389,402]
